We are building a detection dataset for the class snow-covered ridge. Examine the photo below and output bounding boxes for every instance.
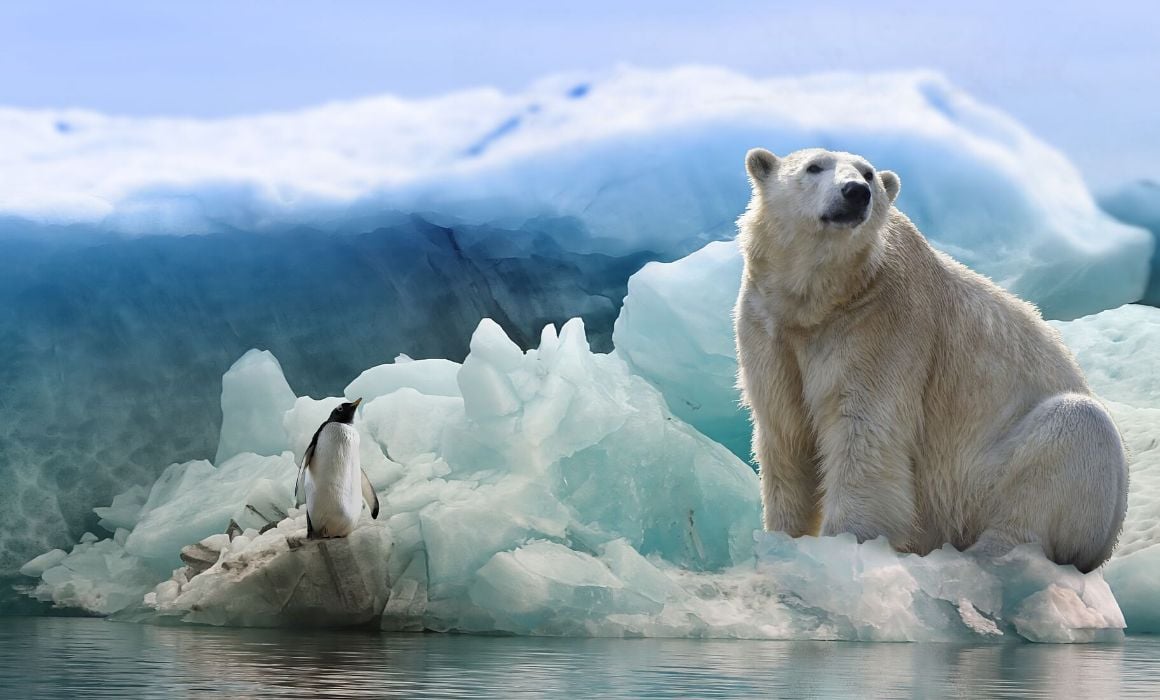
[7,66,1028,223]
[0,66,1150,318]
[0,66,1128,216]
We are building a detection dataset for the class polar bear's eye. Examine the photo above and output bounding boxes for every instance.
[806,164,823,174]
[863,170,874,182]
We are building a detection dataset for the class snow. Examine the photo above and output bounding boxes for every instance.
[1052,304,1160,408]
[18,315,1139,641]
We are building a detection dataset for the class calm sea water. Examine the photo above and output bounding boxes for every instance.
[2,618,1159,699]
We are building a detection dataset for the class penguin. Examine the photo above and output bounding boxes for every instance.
[293,398,379,539]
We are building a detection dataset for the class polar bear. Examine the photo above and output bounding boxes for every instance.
[734,147,1128,572]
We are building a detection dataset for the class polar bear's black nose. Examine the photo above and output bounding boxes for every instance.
[842,181,871,206]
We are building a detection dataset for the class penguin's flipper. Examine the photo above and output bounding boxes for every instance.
[293,464,306,507]
[306,512,316,540]
[301,439,317,473]
[360,470,380,519]
[294,433,318,508]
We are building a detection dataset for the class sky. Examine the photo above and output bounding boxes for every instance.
[0,0,1157,188]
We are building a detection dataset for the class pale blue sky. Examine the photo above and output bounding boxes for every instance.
[0,1,1156,187]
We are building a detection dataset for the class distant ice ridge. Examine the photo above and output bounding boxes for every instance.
[19,317,1131,642]
[1099,180,1160,306]
[1,66,1150,316]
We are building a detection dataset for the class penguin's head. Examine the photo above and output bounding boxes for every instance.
[329,397,362,424]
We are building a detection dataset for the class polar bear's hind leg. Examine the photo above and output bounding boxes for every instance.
[975,393,1128,573]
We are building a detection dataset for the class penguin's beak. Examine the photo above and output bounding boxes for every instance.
[351,397,362,409]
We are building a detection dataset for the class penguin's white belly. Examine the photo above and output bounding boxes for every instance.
[305,423,363,537]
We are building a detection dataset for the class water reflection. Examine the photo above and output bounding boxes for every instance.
[1,618,1156,699]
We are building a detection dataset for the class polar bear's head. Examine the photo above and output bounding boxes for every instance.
[743,147,900,244]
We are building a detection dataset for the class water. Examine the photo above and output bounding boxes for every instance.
[2,619,1159,698]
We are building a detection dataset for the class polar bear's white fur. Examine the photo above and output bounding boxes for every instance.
[734,147,1128,572]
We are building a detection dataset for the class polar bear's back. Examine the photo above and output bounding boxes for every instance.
[876,210,1093,545]
[889,211,1089,399]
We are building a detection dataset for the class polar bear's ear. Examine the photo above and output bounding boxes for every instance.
[745,148,779,185]
[879,170,901,203]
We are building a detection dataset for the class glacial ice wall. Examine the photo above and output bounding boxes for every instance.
[18,317,1131,642]
[0,66,1152,579]
[1100,180,1160,306]
[0,221,652,578]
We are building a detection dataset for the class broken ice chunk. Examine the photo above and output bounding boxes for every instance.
[215,349,297,464]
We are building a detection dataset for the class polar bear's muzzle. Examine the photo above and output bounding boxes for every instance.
[821,181,871,227]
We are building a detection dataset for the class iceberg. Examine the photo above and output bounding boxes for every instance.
[2,67,1149,292]
[20,316,762,628]
[617,235,1160,632]
[19,532,158,616]
[17,451,300,615]
[0,218,648,579]
[214,349,297,464]
[146,518,395,628]
[0,67,1150,579]
[460,532,1123,643]
[614,241,749,458]
[1099,180,1160,306]
[18,316,1134,641]
[122,453,296,565]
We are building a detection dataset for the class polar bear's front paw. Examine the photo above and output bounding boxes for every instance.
[821,512,894,545]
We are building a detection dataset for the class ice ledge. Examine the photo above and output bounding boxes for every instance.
[147,516,393,628]
[137,520,1124,643]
